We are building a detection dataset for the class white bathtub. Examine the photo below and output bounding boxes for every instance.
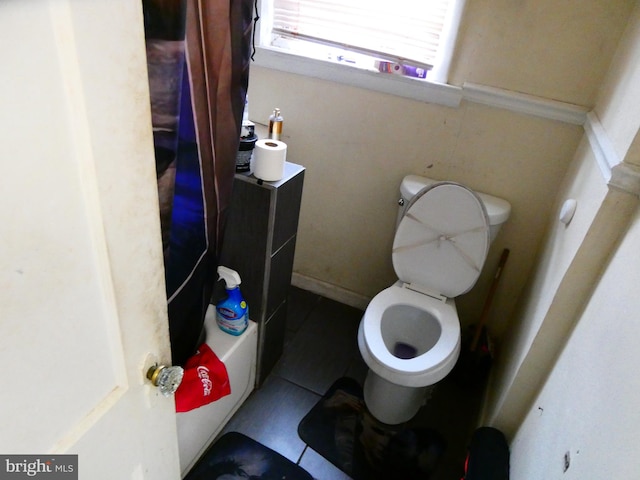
[176,305,258,476]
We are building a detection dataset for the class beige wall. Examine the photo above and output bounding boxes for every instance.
[596,2,640,164]
[487,2,640,476]
[451,0,634,106]
[248,1,640,474]
[509,201,640,478]
[247,0,633,341]
[249,71,582,338]
[484,132,616,434]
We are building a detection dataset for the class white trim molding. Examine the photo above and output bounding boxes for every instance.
[583,111,620,183]
[610,162,640,196]
[291,272,371,311]
[584,111,640,196]
[254,46,594,125]
[462,83,589,125]
[253,47,464,108]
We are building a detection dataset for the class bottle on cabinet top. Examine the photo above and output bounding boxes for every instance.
[268,108,283,141]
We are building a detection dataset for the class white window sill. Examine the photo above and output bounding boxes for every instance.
[252,47,589,126]
[252,46,463,108]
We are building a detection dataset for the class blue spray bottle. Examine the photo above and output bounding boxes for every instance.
[215,266,249,336]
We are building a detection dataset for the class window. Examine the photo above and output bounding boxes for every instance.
[254,0,466,89]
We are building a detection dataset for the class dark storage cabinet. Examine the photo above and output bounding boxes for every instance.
[219,162,304,384]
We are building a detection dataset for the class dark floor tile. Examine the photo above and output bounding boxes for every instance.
[273,297,363,395]
[286,286,322,332]
[344,355,368,387]
[409,374,485,480]
[220,375,321,463]
[299,446,353,480]
[219,287,484,480]
[283,287,324,352]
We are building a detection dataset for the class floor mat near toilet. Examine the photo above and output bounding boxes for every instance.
[184,431,313,480]
[298,377,446,480]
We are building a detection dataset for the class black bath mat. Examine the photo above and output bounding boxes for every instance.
[298,377,446,480]
[185,431,313,480]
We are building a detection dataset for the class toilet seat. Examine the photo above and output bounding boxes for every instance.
[359,183,488,388]
[393,182,490,298]
[359,285,461,387]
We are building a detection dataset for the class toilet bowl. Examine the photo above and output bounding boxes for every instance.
[357,285,461,425]
[358,178,510,425]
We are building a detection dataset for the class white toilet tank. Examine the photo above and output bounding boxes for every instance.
[398,175,511,242]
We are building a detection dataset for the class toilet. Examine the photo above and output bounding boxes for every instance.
[357,175,511,424]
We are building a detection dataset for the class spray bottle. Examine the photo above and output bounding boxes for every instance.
[215,266,249,336]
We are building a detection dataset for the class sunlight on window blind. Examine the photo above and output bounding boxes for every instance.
[271,0,452,69]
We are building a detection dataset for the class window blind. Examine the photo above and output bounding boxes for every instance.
[271,0,452,70]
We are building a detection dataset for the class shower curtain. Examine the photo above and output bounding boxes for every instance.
[143,0,253,366]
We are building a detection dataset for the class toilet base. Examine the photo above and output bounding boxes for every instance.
[363,370,433,425]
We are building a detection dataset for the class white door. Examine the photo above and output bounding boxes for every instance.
[0,1,181,479]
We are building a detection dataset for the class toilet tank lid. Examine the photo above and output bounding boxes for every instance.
[400,175,437,200]
[400,175,511,226]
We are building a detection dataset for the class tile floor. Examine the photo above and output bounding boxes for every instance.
[218,287,486,479]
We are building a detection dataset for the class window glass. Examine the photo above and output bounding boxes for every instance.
[258,0,465,83]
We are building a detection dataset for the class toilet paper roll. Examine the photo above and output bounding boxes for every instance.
[253,139,287,181]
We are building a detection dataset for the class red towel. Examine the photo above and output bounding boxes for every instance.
[175,343,231,412]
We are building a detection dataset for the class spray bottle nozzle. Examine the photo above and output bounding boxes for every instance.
[217,266,241,289]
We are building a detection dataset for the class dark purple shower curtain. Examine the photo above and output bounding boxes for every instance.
[144,0,253,366]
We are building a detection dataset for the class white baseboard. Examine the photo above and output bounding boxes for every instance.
[291,272,371,311]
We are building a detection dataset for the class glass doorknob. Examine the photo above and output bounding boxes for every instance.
[146,364,184,396]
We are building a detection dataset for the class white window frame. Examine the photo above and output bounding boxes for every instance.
[252,0,467,107]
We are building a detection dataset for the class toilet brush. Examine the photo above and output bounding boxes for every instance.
[469,248,510,353]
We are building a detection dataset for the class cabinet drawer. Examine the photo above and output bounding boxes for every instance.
[260,302,288,383]
[266,237,297,318]
[272,170,304,252]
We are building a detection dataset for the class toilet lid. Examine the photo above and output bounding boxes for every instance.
[392,182,490,298]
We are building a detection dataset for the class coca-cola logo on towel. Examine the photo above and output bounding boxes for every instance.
[196,366,213,396]
[175,343,231,412]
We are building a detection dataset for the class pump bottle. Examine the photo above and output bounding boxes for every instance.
[268,108,283,141]
[215,266,249,336]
